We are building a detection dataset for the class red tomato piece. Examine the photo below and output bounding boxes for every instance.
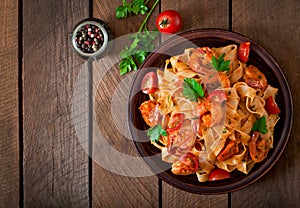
[141,71,158,94]
[167,113,184,132]
[196,47,211,54]
[172,153,199,175]
[238,41,251,63]
[208,168,230,181]
[182,153,199,173]
[156,10,182,34]
[265,96,281,114]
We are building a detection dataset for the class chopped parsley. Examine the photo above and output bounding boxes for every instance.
[222,128,227,133]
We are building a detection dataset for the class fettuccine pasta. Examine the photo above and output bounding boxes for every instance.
[139,44,280,182]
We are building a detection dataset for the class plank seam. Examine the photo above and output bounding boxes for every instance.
[89,0,93,18]
[88,60,93,208]
[229,0,232,31]
[88,1,94,208]
[18,0,24,206]
[158,1,162,208]
[228,192,231,208]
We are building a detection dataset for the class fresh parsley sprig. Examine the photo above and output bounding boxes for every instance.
[116,0,149,19]
[119,31,159,75]
[183,78,204,101]
[147,124,167,143]
[117,0,160,75]
[252,116,268,134]
[212,53,231,71]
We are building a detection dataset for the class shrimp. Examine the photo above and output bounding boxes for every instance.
[249,131,270,162]
[243,65,267,90]
[218,72,231,88]
[189,47,215,73]
[217,140,239,162]
[139,100,160,127]
[198,100,224,127]
[167,127,197,154]
[204,72,231,89]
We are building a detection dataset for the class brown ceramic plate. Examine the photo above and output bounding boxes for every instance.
[128,29,293,194]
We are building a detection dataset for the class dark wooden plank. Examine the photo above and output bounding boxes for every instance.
[0,0,19,207]
[160,0,229,206]
[232,0,300,207]
[163,182,228,208]
[91,0,159,207]
[23,0,90,207]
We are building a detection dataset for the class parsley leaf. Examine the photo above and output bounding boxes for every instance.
[134,50,148,64]
[183,78,204,101]
[252,116,268,134]
[131,0,148,15]
[119,57,137,75]
[147,124,167,143]
[116,5,129,19]
[116,0,148,19]
[212,53,231,71]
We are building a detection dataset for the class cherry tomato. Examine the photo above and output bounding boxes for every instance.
[265,96,281,114]
[167,113,184,132]
[182,153,199,173]
[238,41,251,63]
[156,10,182,34]
[207,90,227,102]
[141,71,158,94]
[208,168,231,181]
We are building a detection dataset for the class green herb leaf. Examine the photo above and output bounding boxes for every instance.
[115,0,148,19]
[131,0,148,15]
[183,78,204,101]
[147,124,167,143]
[252,116,268,134]
[134,50,148,64]
[116,5,129,19]
[212,53,231,71]
[119,56,137,75]
[222,128,227,133]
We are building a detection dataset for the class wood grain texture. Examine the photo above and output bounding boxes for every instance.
[232,0,300,207]
[163,182,228,208]
[92,0,159,207]
[160,0,229,206]
[23,0,90,207]
[0,0,19,207]
[161,0,230,41]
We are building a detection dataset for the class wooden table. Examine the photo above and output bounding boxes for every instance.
[1,0,299,207]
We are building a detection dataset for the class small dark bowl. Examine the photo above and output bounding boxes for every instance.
[70,18,111,59]
[128,29,293,194]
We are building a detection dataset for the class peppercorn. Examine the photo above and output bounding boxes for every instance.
[74,23,105,54]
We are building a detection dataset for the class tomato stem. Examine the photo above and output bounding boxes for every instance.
[159,18,170,28]
[138,0,160,32]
